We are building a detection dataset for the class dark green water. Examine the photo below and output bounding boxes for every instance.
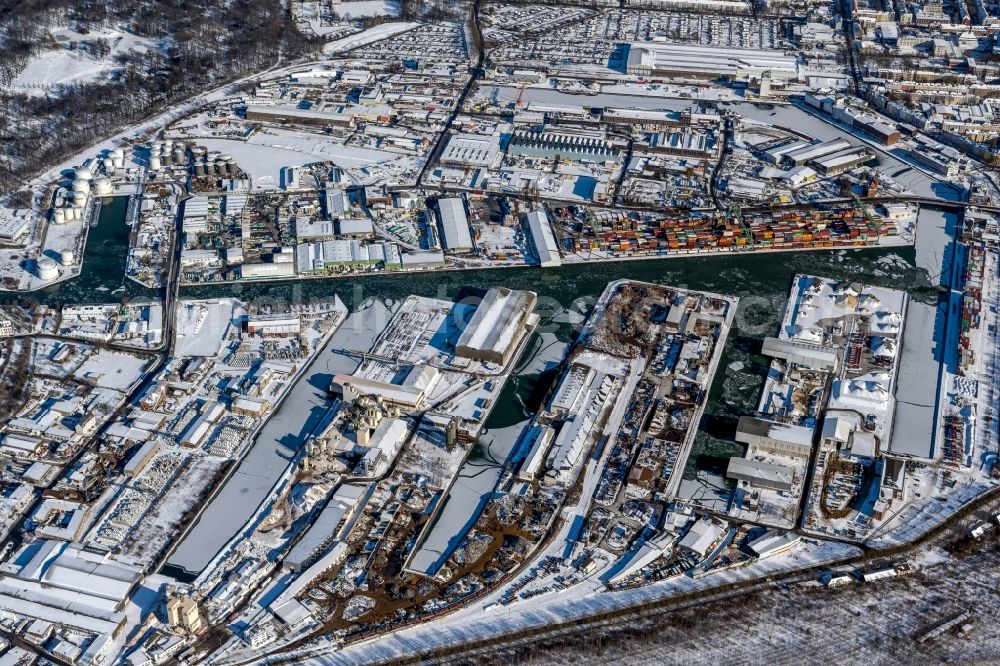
[1,196,156,306]
[6,219,933,476]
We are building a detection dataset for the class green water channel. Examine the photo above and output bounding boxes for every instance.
[4,201,934,481]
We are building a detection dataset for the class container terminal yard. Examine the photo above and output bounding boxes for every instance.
[0,0,999,663]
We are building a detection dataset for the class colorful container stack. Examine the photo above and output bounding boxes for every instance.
[559,206,890,257]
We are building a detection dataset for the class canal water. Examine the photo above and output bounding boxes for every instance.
[0,196,156,306]
[3,187,936,576]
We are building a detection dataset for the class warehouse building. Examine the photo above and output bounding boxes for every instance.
[246,315,301,337]
[810,147,874,176]
[0,209,33,244]
[762,337,839,372]
[436,198,474,253]
[456,288,538,365]
[641,130,716,157]
[508,126,619,162]
[908,148,960,177]
[517,425,556,482]
[0,540,142,637]
[331,365,439,411]
[762,140,809,164]
[781,139,851,167]
[736,416,814,458]
[726,457,795,492]
[284,484,367,572]
[625,43,799,83]
[440,133,502,168]
[852,115,900,145]
[525,209,561,268]
[123,440,160,478]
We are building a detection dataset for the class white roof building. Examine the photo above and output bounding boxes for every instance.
[0,540,142,637]
[455,288,537,366]
[727,456,795,491]
[440,133,502,168]
[735,416,814,458]
[762,337,839,372]
[678,517,723,558]
[626,43,799,82]
[436,198,474,253]
[526,209,561,268]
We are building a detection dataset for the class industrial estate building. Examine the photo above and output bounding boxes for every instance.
[625,43,799,82]
[436,198,475,253]
[455,288,538,365]
[726,456,795,492]
[735,416,814,459]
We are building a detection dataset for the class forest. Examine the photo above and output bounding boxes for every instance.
[0,0,319,197]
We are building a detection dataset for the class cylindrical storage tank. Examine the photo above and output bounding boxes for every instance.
[72,178,89,194]
[207,151,221,162]
[172,147,185,163]
[74,206,85,220]
[196,163,209,177]
[113,157,124,169]
[102,157,115,172]
[94,177,113,196]
[75,193,88,209]
[60,250,74,266]
[36,257,59,281]
[191,146,206,159]
[53,208,66,224]
[150,155,161,171]
[225,158,236,175]
[214,159,226,176]
[74,168,93,182]
[112,148,125,160]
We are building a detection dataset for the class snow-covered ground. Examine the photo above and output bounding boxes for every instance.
[12,27,164,95]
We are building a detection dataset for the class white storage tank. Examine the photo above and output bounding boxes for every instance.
[60,250,74,266]
[150,155,162,171]
[72,178,90,194]
[94,177,113,196]
[36,257,59,281]
[74,167,94,182]
[53,208,66,224]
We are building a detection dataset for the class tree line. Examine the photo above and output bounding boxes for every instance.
[0,0,321,197]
